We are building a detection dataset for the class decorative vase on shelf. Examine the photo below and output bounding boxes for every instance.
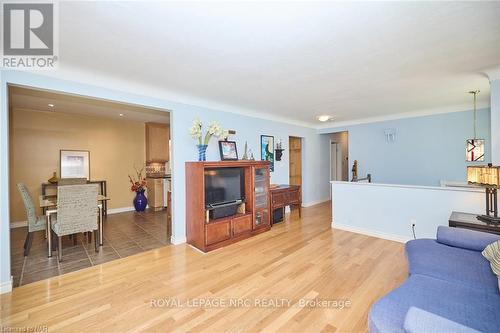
[197,144,208,161]
[133,189,148,212]
[48,171,58,184]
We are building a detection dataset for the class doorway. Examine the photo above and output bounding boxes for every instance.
[8,85,172,288]
[289,136,302,187]
[330,131,349,182]
[330,142,342,181]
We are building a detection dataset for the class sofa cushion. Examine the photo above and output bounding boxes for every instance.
[482,240,500,274]
[437,226,500,251]
[482,240,500,291]
[406,239,498,293]
[403,307,481,333]
[368,274,500,333]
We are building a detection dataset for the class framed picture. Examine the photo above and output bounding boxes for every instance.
[260,135,274,172]
[60,150,90,179]
[466,139,485,162]
[219,141,238,160]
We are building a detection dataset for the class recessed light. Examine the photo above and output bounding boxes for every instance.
[317,115,332,122]
[119,113,124,117]
[48,103,54,108]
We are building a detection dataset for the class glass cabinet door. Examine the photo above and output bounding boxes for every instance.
[254,166,270,228]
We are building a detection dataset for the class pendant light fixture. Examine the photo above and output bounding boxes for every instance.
[466,90,485,162]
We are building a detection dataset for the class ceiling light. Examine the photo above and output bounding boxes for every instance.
[317,115,332,122]
[48,103,54,108]
[119,113,124,117]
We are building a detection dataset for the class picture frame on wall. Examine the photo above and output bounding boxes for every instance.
[219,141,239,161]
[60,150,90,180]
[260,135,275,172]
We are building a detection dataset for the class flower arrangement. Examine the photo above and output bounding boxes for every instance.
[189,118,229,145]
[128,166,147,193]
[189,118,229,161]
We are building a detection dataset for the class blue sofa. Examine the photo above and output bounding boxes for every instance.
[369,226,500,333]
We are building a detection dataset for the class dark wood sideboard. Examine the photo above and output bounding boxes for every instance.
[449,211,500,235]
[186,160,272,252]
[270,185,301,223]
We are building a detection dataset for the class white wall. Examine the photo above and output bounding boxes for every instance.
[0,70,331,293]
[331,181,486,242]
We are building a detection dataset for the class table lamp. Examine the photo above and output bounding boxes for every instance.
[467,163,500,224]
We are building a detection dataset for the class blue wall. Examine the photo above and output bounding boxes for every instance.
[0,70,331,289]
[491,79,500,165]
[319,109,491,186]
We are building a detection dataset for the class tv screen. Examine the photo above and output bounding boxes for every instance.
[205,167,244,207]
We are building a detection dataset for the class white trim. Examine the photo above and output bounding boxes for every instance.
[170,235,186,245]
[0,277,13,294]
[482,66,500,81]
[107,206,136,215]
[9,206,136,228]
[301,198,330,208]
[10,220,27,228]
[332,222,411,243]
[40,65,315,129]
[316,103,490,131]
[330,180,484,194]
[8,66,496,130]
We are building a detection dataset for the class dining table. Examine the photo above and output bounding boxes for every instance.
[39,194,109,257]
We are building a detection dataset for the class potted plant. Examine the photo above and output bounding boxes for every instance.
[128,167,148,212]
[189,118,227,161]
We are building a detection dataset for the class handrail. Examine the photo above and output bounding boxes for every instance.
[352,174,372,183]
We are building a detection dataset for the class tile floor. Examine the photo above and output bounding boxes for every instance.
[10,209,171,287]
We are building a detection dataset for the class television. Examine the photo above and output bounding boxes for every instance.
[205,167,245,208]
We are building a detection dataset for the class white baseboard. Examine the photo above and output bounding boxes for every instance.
[10,220,27,228]
[10,206,137,228]
[0,277,13,294]
[170,235,186,245]
[302,198,330,208]
[107,206,136,214]
[332,222,411,243]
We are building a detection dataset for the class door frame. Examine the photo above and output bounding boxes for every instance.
[330,141,343,181]
[1,79,174,292]
[288,135,303,197]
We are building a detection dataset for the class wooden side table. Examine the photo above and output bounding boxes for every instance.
[270,185,302,224]
[449,211,500,235]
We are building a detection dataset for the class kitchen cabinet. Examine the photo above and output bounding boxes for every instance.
[146,122,169,163]
[146,178,164,210]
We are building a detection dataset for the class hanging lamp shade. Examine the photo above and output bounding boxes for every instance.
[466,90,485,162]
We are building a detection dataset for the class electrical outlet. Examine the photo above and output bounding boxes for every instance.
[410,219,417,239]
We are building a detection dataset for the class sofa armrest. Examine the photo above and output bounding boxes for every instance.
[404,307,480,333]
[436,226,500,251]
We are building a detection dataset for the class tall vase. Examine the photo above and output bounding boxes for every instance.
[197,144,208,161]
[133,189,148,212]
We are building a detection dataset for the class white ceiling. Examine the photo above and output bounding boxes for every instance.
[9,86,170,124]
[54,1,500,127]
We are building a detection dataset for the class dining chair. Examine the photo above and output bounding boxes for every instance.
[51,184,100,261]
[17,183,46,256]
[58,178,87,185]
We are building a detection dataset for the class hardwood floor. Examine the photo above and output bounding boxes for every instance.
[1,202,407,333]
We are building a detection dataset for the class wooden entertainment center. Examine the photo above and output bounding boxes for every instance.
[186,160,271,252]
